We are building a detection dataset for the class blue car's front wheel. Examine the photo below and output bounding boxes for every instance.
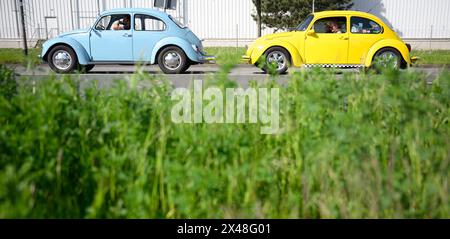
[157,46,190,74]
[48,45,79,74]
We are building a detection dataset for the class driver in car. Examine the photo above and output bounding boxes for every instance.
[111,16,131,30]
[327,21,342,33]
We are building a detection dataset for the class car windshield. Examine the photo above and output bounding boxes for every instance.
[296,14,314,31]
[170,15,186,29]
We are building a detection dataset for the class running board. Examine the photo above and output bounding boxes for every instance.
[86,61,151,65]
[302,64,365,68]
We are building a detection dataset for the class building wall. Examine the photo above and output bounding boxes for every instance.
[1,0,449,49]
[352,0,450,39]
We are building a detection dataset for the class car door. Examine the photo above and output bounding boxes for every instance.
[132,14,168,62]
[90,14,133,62]
[305,16,349,64]
[348,16,384,65]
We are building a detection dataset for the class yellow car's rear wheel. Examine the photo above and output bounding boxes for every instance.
[372,48,402,71]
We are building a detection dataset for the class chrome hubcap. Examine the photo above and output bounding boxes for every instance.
[377,51,399,68]
[163,51,182,70]
[53,50,72,70]
[267,51,286,70]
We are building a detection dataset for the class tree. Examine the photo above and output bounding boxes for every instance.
[253,0,262,37]
[252,0,353,32]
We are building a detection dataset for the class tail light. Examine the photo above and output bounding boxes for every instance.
[406,43,412,52]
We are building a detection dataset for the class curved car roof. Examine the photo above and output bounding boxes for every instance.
[100,8,169,18]
[312,10,386,25]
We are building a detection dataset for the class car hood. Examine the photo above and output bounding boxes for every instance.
[260,31,297,41]
[58,28,90,38]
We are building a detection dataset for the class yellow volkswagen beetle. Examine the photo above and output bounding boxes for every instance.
[243,10,417,74]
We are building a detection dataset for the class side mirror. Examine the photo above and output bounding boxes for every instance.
[307,29,316,36]
[95,25,105,31]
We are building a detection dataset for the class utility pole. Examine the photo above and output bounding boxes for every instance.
[312,0,315,13]
[19,0,28,55]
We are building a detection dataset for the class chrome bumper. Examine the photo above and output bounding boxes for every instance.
[200,55,216,64]
[242,55,251,64]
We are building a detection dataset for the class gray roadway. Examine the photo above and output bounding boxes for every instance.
[13,64,447,88]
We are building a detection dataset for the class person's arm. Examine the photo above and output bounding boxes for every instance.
[111,21,119,30]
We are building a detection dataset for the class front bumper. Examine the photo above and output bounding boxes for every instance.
[242,55,251,64]
[38,54,45,63]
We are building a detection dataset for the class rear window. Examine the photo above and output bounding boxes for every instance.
[170,15,186,29]
[350,17,382,34]
[135,14,166,31]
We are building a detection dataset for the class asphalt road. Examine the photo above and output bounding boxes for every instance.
[13,64,447,88]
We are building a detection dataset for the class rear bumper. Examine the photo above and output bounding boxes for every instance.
[411,56,419,64]
[199,55,216,64]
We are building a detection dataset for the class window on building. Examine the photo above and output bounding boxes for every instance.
[313,17,347,34]
[350,17,382,34]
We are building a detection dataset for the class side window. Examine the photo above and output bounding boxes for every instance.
[313,17,347,34]
[95,15,111,30]
[134,14,166,31]
[108,14,131,31]
[351,17,382,34]
[135,17,143,31]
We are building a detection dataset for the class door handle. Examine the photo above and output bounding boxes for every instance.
[122,33,132,37]
[339,36,349,40]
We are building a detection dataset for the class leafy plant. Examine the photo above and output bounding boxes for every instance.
[0,65,448,218]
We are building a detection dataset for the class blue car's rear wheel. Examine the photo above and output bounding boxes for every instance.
[158,46,190,74]
[48,45,79,74]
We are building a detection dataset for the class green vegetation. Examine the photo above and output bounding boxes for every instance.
[204,47,245,69]
[0,63,448,218]
[0,48,40,66]
[412,50,450,66]
[251,0,353,31]
[0,47,246,68]
[0,48,449,67]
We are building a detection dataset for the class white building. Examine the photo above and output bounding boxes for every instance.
[1,0,449,49]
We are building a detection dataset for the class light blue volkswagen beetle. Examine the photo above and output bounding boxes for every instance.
[41,8,214,74]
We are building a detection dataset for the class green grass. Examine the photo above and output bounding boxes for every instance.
[412,50,450,66]
[204,47,245,69]
[0,47,246,68]
[0,63,449,219]
[0,48,449,67]
[0,48,40,66]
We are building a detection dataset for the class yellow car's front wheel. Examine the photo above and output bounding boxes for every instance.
[261,47,291,75]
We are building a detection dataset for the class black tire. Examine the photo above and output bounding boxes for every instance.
[81,64,95,73]
[262,47,290,75]
[157,46,189,74]
[372,48,402,71]
[181,61,191,73]
[85,64,95,72]
[47,45,79,74]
